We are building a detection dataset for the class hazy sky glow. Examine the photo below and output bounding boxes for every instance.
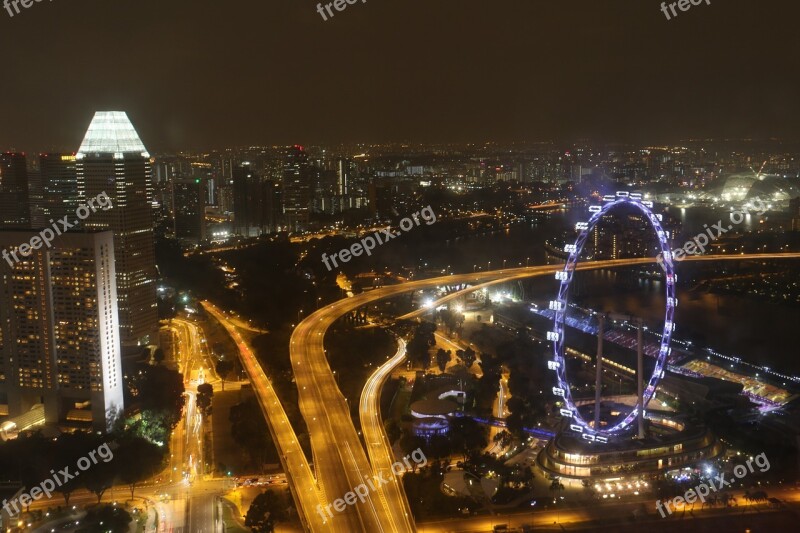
[1,0,799,151]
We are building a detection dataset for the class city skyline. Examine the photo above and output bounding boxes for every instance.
[2,2,800,532]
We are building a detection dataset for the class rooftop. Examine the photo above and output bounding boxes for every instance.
[76,111,149,157]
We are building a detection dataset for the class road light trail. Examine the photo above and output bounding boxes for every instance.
[291,305,391,532]
[224,253,800,531]
[203,302,357,532]
[348,253,800,531]
[360,339,416,532]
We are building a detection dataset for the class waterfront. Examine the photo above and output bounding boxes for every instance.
[452,214,800,377]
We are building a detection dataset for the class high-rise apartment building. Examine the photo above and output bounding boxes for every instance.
[282,145,311,232]
[76,112,158,347]
[0,152,31,228]
[0,230,123,432]
[172,178,207,243]
[218,184,234,215]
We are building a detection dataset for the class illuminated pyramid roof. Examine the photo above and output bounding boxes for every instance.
[77,111,150,158]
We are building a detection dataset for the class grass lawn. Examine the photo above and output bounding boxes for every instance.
[221,498,250,532]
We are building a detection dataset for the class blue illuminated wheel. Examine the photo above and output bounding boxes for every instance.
[548,193,676,440]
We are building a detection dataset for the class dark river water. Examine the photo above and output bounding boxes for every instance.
[447,208,800,377]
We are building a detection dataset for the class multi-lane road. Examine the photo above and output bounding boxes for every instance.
[165,318,220,531]
[208,253,800,532]
[360,339,417,532]
[289,253,800,532]
[202,302,330,532]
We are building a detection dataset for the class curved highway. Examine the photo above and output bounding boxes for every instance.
[222,253,800,532]
[202,303,332,531]
[360,339,416,532]
[296,253,800,532]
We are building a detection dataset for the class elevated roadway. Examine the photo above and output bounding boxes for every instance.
[215,253,800,531]
[295,253,800,532]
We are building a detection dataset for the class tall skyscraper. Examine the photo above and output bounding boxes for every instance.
[233,162,258,237]
[172,177,207,243]
[337,158,352,196]
[76,112,158,348]
[0,230,123,432]
[233,163,282,236]
[0,152,31,228]
[282,145,311,232]
[37,153,79,224]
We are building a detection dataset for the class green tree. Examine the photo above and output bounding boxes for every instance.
[153,348,165,365]
[493,430,513,449]
[384,419,402,445]
[52,432,100,506]
[428,434,452,459]
[116,437,166,500]
[124,363,186,431]
[399,430,426,459]
[197,383,214,415]
[79,505,132,532]
[407,322,436,368]
[123,410,174,446]
[245,489,289,532]
[216,359,235,391]
[448,417,488,456]
[456,347,477,369]
[436,349,451,372]
[230,398,279,468]
[82,459,117,504]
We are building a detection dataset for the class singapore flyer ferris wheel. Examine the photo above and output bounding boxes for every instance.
[548,192,677,440]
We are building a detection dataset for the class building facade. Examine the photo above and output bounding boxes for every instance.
[0,230,124,432]
[282,145,311,232]
[233,163,281,236]
[36,153,79,225]
[0,152,31,228]
[76,111,158,347]
[172,178,207,243]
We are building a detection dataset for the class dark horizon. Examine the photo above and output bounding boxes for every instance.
[2,1,800,151]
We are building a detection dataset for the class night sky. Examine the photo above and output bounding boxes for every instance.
[1,0,799,151]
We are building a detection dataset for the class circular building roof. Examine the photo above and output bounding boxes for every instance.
[410,398,458,418]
